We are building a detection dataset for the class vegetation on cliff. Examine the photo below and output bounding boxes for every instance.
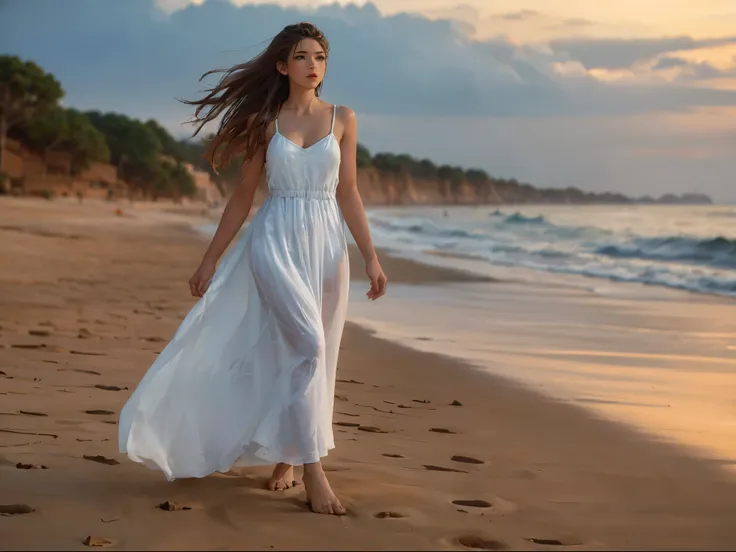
[1,56,195,198]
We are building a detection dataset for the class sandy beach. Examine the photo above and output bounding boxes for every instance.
[2,196,736,551]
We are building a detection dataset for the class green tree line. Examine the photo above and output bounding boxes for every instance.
[0,55,197,198]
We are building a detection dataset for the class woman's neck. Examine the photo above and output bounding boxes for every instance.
[282,87,318,114]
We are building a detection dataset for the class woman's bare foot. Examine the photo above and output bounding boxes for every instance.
[302,462,346,515]
[266,463,298,491]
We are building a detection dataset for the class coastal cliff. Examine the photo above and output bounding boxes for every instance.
[353,167,712,206]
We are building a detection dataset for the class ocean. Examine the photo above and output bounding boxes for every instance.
[366,204,736,298]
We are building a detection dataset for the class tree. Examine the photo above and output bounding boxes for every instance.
[372,153,400,173]
[145,119,183,160]
[465,168,489,183]
[415,158,437,180]
[162,160,196,198]
[0,56,64,190]
[64,109,110,174]
[85,111,162,195]
[395,154,417,175]
[438,164,466,195]
[356,143,372,168]
[13,107,109,177]
[178,137,211,173]
[14,105,69,158]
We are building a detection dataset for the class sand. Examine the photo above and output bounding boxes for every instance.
[1,196,736,551]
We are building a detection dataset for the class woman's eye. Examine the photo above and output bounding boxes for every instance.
[294,55,304,60]
[316,55,326,61]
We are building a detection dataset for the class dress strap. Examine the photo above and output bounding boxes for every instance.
[274,114,279,134]
[330,105,336,134]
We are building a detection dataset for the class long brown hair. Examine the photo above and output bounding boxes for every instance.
[181,22,330,171]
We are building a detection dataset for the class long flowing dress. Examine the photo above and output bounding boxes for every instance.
[118,105,349,481]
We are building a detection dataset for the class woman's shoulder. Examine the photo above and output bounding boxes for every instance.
[333,104,356,126]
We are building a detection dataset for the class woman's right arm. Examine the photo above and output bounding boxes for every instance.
[189,146,265,297]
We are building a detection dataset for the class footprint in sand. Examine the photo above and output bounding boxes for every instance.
[452,500,492,508]
[94,384,128,391]
[456,535,506,550]
[0,429,58,438]
[382,453,404,458]
[430,428,457,434]
[16,463,48,470]
[11,344,46,349]
[83,455,120,466]
[374,511,405,519]
[336,379,364,385]
[19,410,48,417]
[451,455,484,465]
[358,426,389,434]
[424,465,468,473]
[60,368,102,376]
[333,421,360,428]
[28,329,51,337]
[69,350,106,356]
[0,504,35,515]
[157,501,192,511]
[83,536,113,547]
[85,409,115,416]
[525,537,583,546]
[78,328,94,339]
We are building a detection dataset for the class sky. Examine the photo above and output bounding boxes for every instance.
[1,0,735,202]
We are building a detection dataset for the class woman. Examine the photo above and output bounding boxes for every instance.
[118,22,387,516]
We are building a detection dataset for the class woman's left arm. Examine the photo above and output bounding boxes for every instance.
[336,106,387,301]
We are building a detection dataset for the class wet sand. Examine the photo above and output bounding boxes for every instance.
[1,197,736,551]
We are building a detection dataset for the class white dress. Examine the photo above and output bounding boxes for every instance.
[118,105,350,481]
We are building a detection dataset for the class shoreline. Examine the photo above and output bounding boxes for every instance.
[2,197,736,550]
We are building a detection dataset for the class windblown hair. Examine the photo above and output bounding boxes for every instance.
[181,22,329,171]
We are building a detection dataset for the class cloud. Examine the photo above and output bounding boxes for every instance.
[550,35,736,70]
[674,61,736,82]
[491,9,540,21]
[0,0,734,133]
[652,56,736,82]
[560,17,596,28]
[653,56,689,70]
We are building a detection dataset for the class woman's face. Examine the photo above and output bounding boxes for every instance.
[279,38,326,90]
